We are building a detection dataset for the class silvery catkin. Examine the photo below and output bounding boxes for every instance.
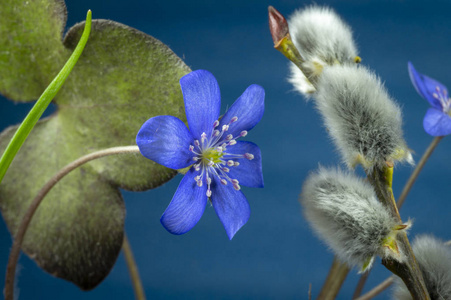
[314,65,413,170]
[300,167,407,271]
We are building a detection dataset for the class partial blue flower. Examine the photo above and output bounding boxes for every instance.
[408,62,451,136]
[136,70,264,239]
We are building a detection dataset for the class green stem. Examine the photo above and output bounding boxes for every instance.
[0,10,92,184]
[3,145,140,300]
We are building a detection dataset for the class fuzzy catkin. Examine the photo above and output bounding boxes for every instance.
[300,167,401,271]
[287,6,359,96]
[394,236,451,300]
[314,65,413,170]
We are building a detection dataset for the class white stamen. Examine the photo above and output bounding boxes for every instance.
[208,160,214,167]
[207,177,212,184]
[213,120,220,128]
[227,160,234,167]
[222,124,229,131]
[234,162,240,167]
[194,176,201,181]
[189,145,194,151]
[193,157,199,161]
[240,130,248,137]
[194,140,200,147]
[213,130,220,137]
[226,134,233,141]
[220,179,228,185]
[216,147,223,153]
[194,164,201,171]
[228,140,237,146]
[232,179,239,185]
[197,180,203,187]
[233,184,241,191]
[206,189,212,197]
[222,167,230,173]
[230,116,238,123]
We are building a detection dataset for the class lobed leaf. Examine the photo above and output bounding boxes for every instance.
[0,1,190,290]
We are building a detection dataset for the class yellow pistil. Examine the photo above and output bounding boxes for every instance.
[201,148,223,164]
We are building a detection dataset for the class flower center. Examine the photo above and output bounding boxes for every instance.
[432,86,451,114]
[201,148,223,164]
[188,116,254,197]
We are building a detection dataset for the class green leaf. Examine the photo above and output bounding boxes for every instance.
[0,0,69,101]
[0,2,190,290]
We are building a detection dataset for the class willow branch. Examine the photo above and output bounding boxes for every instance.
[367,165,429,300]
[352,270,370,299]
[316,256,350,300]
[4,146,140,300]
[354,277,395,300]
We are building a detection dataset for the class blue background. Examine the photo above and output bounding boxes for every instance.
[1,0,451,299]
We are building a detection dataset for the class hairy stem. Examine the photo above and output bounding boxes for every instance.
[316,256,350,300]
[123,234,147,300]
[397,136,443,209]
[3,146,140,300]
[367,165,429,300]
[354,277,394,300]
[0,10,92,185]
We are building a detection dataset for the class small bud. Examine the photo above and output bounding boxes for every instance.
[314,65,413,170]
[268,6,289,45]
[300,167,406,271]
[393,235,451,300]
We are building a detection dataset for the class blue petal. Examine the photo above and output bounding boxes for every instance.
[136,115,194,169]
[211,181,250,240]
[226,141,263,188]
[161,168,208,235]
[180,70,221,140]
[423,108,451,136]
[219,84,265,138]
[408,62,448,110]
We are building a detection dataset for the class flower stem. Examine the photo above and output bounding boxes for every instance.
[316,256,350,300]
[0,10,92,185]
[354,277,395,300]
[3,145,140,300]
[397,136,443,209]
[366,165,430,300]
[123,234,147,300]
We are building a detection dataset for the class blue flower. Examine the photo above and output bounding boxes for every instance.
[136,70,265,239]
[408,62,451,136]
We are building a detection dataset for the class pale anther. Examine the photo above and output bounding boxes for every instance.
[230,116,238,123]
[220,179,228,185]
[244,153,254,160]
[213,120,220,128]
